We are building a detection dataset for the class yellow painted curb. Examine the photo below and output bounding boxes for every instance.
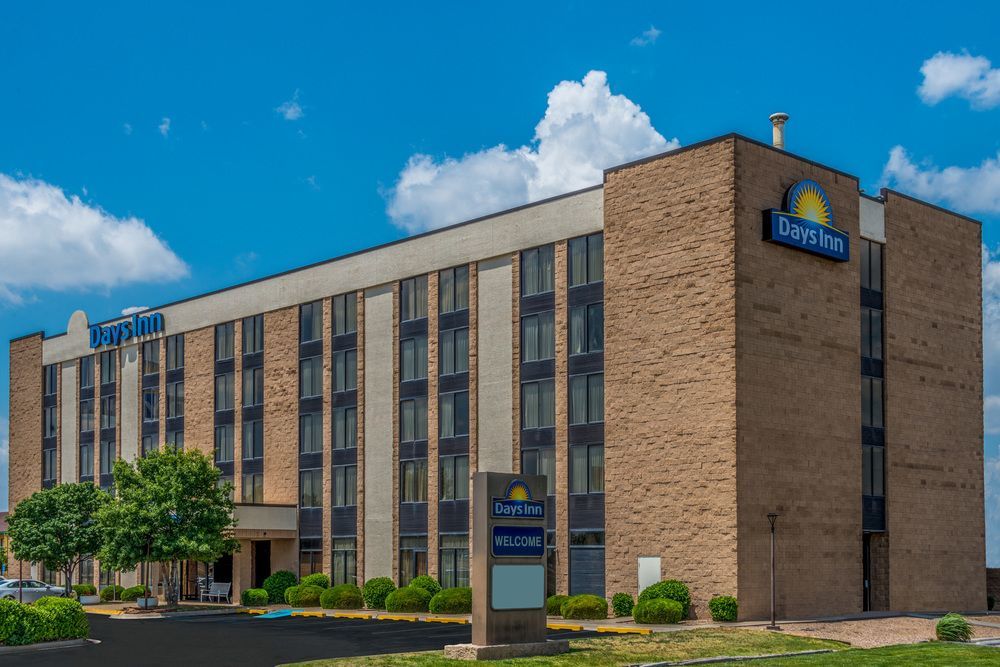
[379,614,418,622]
[291,611,326,618]
[596,626,652,635]
[547,622,583,631]
[333,612,373,619]
[243,609,267,615]
[85,608,123,616]
[424,616,469,624]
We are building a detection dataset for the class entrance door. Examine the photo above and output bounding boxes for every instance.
[253,541,271,589]
[213,553,233,586]
[862,533,872,611]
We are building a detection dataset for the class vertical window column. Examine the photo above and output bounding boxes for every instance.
[97,350,116,490]
[330,293,359,583]
[42,364,58,488]
[165,334,185,450]
[79,355,95,484]
[214,322,236,492]
[240,315,264,504]
[861,240,886,533]
[298,303,323,574]
[140,340,160,457]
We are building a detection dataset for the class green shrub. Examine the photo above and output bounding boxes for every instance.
[320,584,364,610]
[0,598,89,646]
[363,577,396,610]
[408,575,442,598]
[561,594,608,620]
[262,570,297,605]
[385,586,431,613]
[936,613,973,642]
[120,585,150,602]
[71,584,97,598]
[709,595,738,622]
[429,587,472,614]
[638,580,691,619]
[284,585,299,605]
[288,585,324,607]
[300,573,331,589]
[240,588,269,606]
[611,592,634,618]
[33,597,89,639]
[0,598,29,645]
[99,585,125,602]
[546,594,569,616]
[633,598,684,624]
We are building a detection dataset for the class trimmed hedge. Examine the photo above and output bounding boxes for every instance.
[288,585,324,607]
[240,588,269,606]
[638,580,691,619]
[633,598,683,625]
[99,585,125,602]
[33,597,89,639]
[262,570,297,605]
[546,595,570,616]
[709,595,738,622]
[121,585,151,602]
[385,586,431,613]
[0,598,89,646]
[936,613,973,642]
[611,592,634,618]
[561,594,608,620]
[300,573,331,589]
[72,584,97,598]
[320,584,364,610]
[284,585,299,605]
[409,575,442,598]
[362,577,396,610]
[429,587,472,614]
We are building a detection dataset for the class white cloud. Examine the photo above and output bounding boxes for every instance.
[306,175,320,190]
[386,70,677,234]
[881,146,1000,215]
[276,90,304,121]
[0,415,8,511]
[158,117,171,137]
[918,51,1000,109]
[121,306,150,316]
[0,174,188,303]
[630,25,662,47]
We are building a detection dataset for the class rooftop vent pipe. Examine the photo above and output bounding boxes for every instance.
[769,113,789,150]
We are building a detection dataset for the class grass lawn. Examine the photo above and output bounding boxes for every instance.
[748,641,999,665]
[281,628,845,666]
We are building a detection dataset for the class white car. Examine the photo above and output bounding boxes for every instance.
[0,579,66,602]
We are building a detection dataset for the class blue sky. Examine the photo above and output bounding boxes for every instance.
[1,2,999,562]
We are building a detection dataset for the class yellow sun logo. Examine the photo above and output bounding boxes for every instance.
[788,180,833,227]
[505,480,532,501]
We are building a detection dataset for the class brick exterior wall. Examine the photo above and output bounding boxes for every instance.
[883,190,985,612]
[467,262,479,582]
[8,333,43,577]
[427,272,440,579]
[510,253,521,473]
[322,298,333,574]
[263,307,299,505]
[185,327,215,459]
[553,240,570,595]
[233,319,244,501]
[355,291,366,583]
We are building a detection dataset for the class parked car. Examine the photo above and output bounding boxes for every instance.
[0,579,66,602]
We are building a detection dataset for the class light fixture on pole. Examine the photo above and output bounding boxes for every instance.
[767,512,780,630]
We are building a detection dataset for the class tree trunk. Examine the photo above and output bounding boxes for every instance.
[63,566,73,597]
[160,559,180,607]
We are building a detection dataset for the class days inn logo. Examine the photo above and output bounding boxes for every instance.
[763,180,849,262]
[491,480,545,519]
[89,312,164,349]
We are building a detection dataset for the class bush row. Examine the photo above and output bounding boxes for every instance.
[0,598,89,646]
[543,582,739,624]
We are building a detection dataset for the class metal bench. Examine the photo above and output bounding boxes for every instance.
[201,581,231,603]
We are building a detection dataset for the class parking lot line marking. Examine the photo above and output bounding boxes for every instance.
[333,612,372,619]
[595,626,652,635]
[547,622,583,631]
[378,614,418,622]
[423,616,469,624]
[290,611,325,618]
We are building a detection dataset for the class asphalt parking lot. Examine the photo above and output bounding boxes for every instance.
[6,613,597,666]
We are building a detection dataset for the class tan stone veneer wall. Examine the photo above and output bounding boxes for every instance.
[8,333,43,576]
[602,138,739,618]
[264,307,299,505]
[184,327,215,460]
[882,190,985,612]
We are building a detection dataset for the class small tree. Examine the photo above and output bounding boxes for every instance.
[7,482,109,594]
[97,449,238,607]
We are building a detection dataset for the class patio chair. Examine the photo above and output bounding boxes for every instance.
[203,582,231,603]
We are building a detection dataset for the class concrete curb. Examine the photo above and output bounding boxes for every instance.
[0,638,99,656]
[639,649,836,666]
[112,608,241,620]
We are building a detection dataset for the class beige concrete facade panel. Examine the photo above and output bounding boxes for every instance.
[59,361,78,483]
[120,345,139,462]
[860,196,886,243]
[476,256,514,473]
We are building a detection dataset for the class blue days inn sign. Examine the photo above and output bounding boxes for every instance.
[763,180,849,262]
[89,312,164,348]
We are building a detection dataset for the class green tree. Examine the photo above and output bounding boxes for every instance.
[6,482,109,594]
[96,449,238,607]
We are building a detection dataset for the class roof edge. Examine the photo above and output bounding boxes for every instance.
[880,188,982,226]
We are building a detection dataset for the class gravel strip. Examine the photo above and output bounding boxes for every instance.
[779,617,948,648]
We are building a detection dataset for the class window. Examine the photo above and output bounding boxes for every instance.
[522,448,556,495]
[400,276,428,321]
[78,558,94,587]
[299,357,323,398]
[100,350,116,384]
[142,388,159,422]
[569,373,604,425]
[333,406,357,449]
[79,443,94,478]
[570,444,605,494]
[439,391,469,438]
[399,536,427,586]
[43,406,58,438]
[440,328,469,375]
[333,349,357,392]
[400,459,428,502]
[242,315,264,354]
[167,381,184,418]
[439,455,469,500]
[400,336,428,381]
[215,322,235,361]
[42,449,56,482]
[399,398,428,442]
[100,439,115,475]
[860,240,883,292]
[215,373,234,411]
[242,473,263,504]
[300,301,323,343]
[243,367,264,406]
[80,399,95,432]
[218,475,234,500]
[570,303,604,355]
[569,234,604,287]
[439,266,469,314]
[44,365,58,396]
[521,380,555,429]
[439,534,470,589]
[166,430,184,450]
[521,312,555,362]
[333,293,358,335]
[862,376,884,428]
[242,420,263,459]
[99,567,116,590]
[215,424,234,462]
[299,538,322,579]
[142,341,159,376]
[862,445,885,497]
[166,335,184,370]
[334,465,357,506]
[570,530,605,546]
[332,538,357,586]
[861,307,883,361]
[300,413,323,454]
[521,245,555,296]
[100,396,115,430]
[141,435,156,457]
[80,355,95,388]
[300,469,322,508]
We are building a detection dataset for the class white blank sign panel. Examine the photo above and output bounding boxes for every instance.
[491,564,545,610]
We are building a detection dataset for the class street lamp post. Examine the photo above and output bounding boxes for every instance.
[767,513,780,630]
